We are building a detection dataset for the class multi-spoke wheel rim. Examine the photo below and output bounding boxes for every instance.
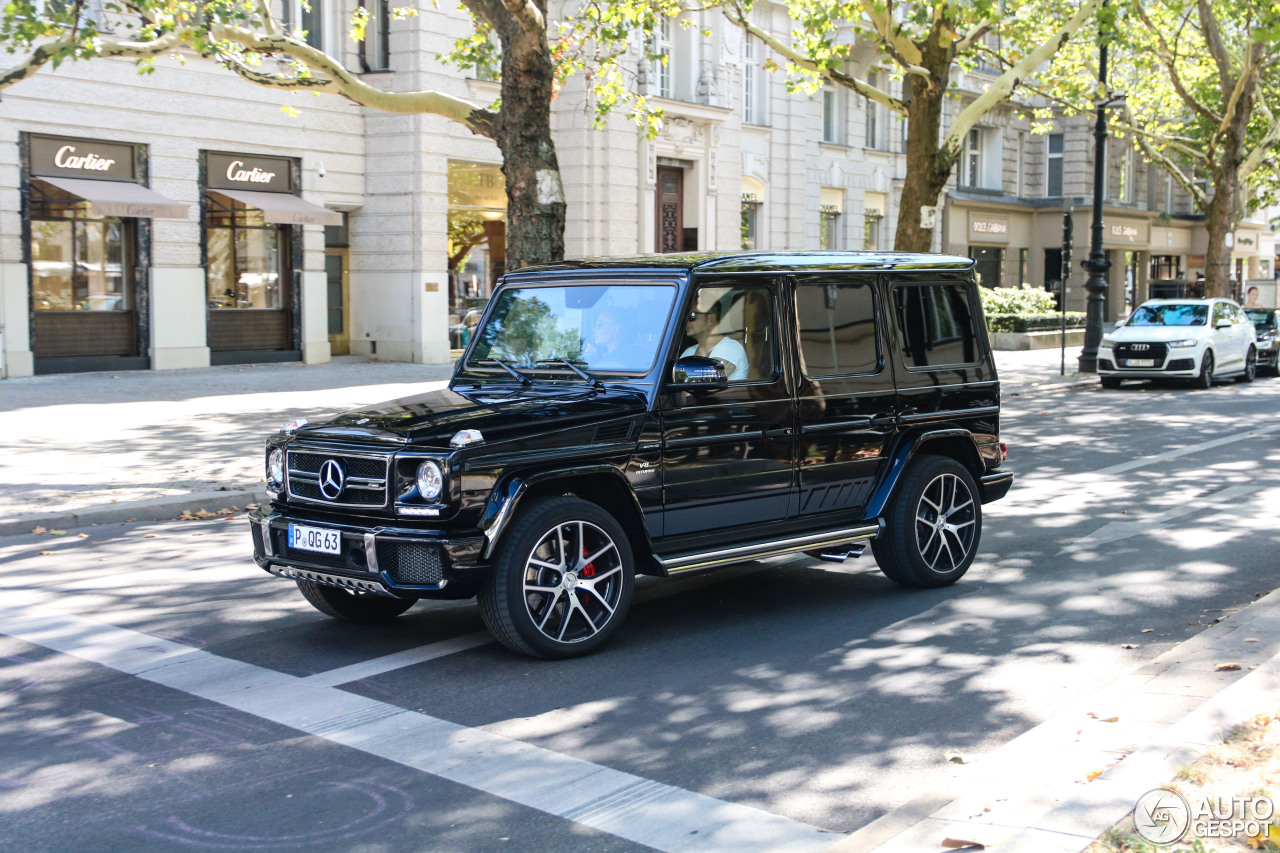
[522,521,624,645]
[913,473,977,574]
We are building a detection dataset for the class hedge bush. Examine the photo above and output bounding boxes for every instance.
[978,283,1057,315]
[986,312,1087,333]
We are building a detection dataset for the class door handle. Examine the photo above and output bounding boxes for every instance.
[869,412,896,427]
[764,427,793,439]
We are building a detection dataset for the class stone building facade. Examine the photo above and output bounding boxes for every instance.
[1,0,1274,377]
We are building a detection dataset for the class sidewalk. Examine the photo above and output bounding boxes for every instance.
[0,348,1094,534]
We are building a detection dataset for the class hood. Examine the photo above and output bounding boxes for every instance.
[294,384,647,446]
[1109,324,1210,343]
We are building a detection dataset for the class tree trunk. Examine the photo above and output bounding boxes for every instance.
[1202,187,1234,299]
[893,51,954,253]
[493,8,565,269]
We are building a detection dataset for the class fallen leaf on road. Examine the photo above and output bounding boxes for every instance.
[38,550,59,555]
[1141,628,1154,633]
[1215,663,1243,672]
[30,526,46,534]
[77,533,87,538]
[944,750,969,764]
[49,529,67,536]
[1245,638,1260,643]
[1121,643,1140,649]
[1100,716,1120,723]
[246,504,260,510]
[941,839,985,850]
[1084,768,1104,782]
[143,534,158,539]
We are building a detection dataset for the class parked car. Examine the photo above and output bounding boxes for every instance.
[249,252,1013,658]
[1245,307,1279,376]
[1098,298,1257,389]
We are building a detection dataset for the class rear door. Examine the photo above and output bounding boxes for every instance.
[792,274,896,517]
[887,274,999,439]
[660,277,795,536]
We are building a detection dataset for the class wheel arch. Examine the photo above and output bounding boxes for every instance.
[863,429,984,521]
[478,466,652,565]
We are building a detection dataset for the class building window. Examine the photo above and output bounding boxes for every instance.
[864,71,887,149]
[961,128,982,188]
[1150,254,1182,280]
[1015,132,1025,196]
[205,194,285,310]
[970,246,1003,288]
[819,188,843,250]
[651,16,672,99]
[359,0,390,71]
[1117,144,1134,203]
[822,85,844,144]
[30,182,132,313]
[1046,133,1064,197]
[282,0,328,52]
[863,191,885,251]
[741,197,761,250]
[1018,247,1027,286]
[743,34,767,125]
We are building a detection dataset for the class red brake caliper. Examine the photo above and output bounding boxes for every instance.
[581,547,596,578]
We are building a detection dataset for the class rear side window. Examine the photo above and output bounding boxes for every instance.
[794,279,879,376]
[893,283,979,368]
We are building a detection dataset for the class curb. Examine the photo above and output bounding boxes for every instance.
[0,487,266,536]
[828,588,1280,852]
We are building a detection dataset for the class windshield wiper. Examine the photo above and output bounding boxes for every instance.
[537,358,604,390]
[480,357,531,385]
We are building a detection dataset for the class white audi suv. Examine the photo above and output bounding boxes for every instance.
[1098,298,1257,389]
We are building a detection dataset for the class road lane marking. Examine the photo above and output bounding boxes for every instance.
[1093,422,1280,477]
[300,631,492,686]
[0,599,837,853]
[1057,483,1258,555]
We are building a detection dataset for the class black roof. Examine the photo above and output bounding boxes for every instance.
[507,251,976,277]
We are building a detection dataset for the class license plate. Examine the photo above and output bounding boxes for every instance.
[1123,358,1155,367]
[288,524,341,555]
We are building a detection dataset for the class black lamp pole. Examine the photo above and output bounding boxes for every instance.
[1078,0,1112,374]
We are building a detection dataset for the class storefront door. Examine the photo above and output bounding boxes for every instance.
[325,249,349,356]
[205,192,293,359]
[970,246,1003,289]
[656,167,684,253]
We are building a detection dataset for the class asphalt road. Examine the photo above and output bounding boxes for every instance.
[2,375,1279,852]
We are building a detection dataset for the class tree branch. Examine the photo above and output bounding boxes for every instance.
[1131,0,1221,125]
[1196,0,1233,99]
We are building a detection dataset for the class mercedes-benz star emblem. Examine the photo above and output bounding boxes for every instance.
[318,459,346,501]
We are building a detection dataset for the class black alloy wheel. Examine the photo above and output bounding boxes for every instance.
[1237,347,1257,383]
[1194,350,1214,390]
[872,454,981,589]
[479,496,635,659]
[296,579,416,623]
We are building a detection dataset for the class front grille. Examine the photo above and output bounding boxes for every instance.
[286,449,389,508]
[377,540,444,586]
[1114,342,1169,364]
[270,527,370,573]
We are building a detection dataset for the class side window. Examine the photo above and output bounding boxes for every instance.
[893,283,979,368]
[1212,302,1227,325]
[795,279,879,376]
[683,283,778,382]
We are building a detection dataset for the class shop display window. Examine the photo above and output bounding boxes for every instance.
[206,192,284,310]
[30,181,131,312]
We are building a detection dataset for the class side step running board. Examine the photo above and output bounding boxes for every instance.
[655,523,881,575]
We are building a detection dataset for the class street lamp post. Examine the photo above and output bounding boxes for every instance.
[1078,0,1112,374]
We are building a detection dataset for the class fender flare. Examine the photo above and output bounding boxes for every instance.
[862,428,984,520]
[477,465,649,559]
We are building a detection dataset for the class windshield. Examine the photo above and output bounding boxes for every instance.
[1127,304,1208,327]
[468,282,677,374]
[1245,308,1276,329]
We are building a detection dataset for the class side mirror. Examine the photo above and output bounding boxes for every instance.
[1215,319,1232,329]
[1113,319,1126,329]
[668,355,728,391]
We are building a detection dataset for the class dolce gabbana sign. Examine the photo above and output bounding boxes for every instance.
[969,213,1010,242]
[30,135,136,181]
[206,152,292,193]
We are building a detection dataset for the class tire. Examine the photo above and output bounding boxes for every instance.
[478,496,634,659]
[872,455,981,589]
[1100,376,1122,390]
[1237,347,1257,383]
[1194,350,1214,389]
[296,579,416,623]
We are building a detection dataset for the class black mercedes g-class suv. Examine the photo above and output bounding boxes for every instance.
[250,252,1013,658]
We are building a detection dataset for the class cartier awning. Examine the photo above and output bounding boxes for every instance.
[38,176,190,220]
[211,189,343,226]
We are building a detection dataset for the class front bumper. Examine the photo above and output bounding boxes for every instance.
[1258,343,1279,366]
[249,507,487,599]
[1097,347,1200,378]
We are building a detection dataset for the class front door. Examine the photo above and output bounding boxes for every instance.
[793,274,896,517]
[325,249,349,356]
[661,278,795,537]
[655,167,684,253]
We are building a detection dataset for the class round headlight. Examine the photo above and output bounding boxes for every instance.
[416,461,444,501]
[268,448,284,485]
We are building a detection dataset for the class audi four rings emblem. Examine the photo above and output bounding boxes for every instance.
[318,459,346,500]
[1131,343,1150,351]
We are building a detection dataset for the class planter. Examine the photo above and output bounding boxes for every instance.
[992,329,1085,351]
